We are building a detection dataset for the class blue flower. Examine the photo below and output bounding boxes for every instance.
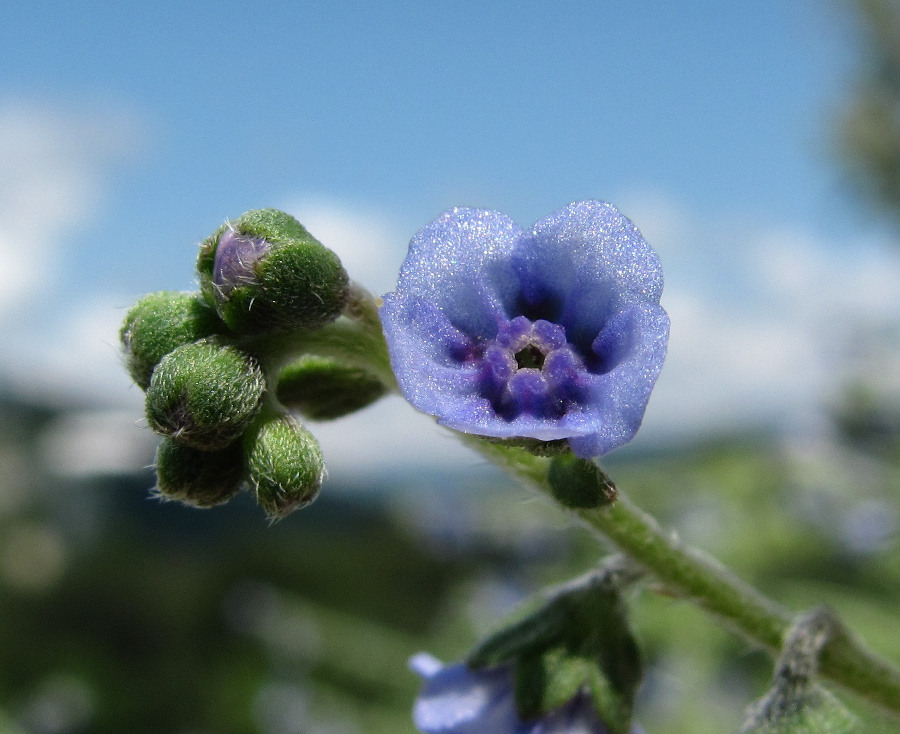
[409,653,643,734]
[380,202,669,458]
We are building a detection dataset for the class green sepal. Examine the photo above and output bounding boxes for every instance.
[197,208,349,334]
[468,565,642,734]
[739,684,862,734]
[244,413,325,520]
[514,649,591,718]
[512,649,635,733]
[548,454,618,509]
[154,437,244,508]
[480,437,571,457]
[120,291,223,390]
[275,355,388,420]
[145,338,265,450]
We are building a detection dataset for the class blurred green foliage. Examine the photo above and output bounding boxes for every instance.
[0,390,899,733]
[837,0,900,221]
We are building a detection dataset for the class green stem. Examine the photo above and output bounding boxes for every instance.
[471,439,900,716]
[245,282,398,391]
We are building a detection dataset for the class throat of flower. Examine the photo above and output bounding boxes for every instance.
[514,344,546,370]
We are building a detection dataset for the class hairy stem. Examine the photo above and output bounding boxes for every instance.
[247,282,398,391]
[472,440,900,716]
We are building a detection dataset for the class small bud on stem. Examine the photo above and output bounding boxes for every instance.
[154,437,244,508]
[120,291,222,390]
[197,209,349,334]
[244,414,325,520]
[276,355,388,420]
[145,338,265,450]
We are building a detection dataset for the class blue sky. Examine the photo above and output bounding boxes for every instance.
[3,1,899,475]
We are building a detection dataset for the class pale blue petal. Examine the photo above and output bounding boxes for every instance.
[395,208,523,339]
[568,303,670,458]
[381,202,669,458]
[516,201,664,310]
[410,656,518,734]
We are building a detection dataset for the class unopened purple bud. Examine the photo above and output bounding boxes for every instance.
[197,209,349,334]
[212,228,269,300]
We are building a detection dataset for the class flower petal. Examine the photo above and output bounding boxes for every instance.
[380,292,484,411]
[519,201,664,306]
[567,303,670,457]
[411,657,519,734]
[394,208,523,338]
[382,202,669,458]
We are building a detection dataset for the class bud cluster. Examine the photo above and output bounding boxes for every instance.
[121,208,386,519]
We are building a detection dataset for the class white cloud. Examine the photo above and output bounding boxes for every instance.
[280,196,410,297]
[0,100,143,314]
[309,396,489,483]
[620,192,900,443]
[4,295,143,409]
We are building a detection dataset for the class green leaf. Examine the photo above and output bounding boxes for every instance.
[514,648,590,720]
[468,563,642,734]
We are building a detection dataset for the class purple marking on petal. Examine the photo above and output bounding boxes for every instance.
[213,229,269,298]
[532,319,567,351]
[481,344,516,393]
[495,315,532,348]
[502,369,559,419]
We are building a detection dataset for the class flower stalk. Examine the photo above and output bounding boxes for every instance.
[471,438,900,717]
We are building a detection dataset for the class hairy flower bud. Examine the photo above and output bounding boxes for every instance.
[548,454,618,509]
[154,437,244,508]
[145,338,265,450]
[244,414,325,520]
[120,291,222,390]
[275,356,388,420]
[197,208,349,334]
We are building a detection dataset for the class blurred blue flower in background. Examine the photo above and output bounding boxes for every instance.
[410,653,643,734]
[380,201,669,457]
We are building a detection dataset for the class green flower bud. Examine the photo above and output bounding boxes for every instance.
[154,437,244,508]
[197,208,349,334]
[145,338,265,450]
[120,291,223,390]
[275,356,388,420]
[244,414,324,520]
[547,454,618,509]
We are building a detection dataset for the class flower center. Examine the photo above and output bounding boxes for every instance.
[477,316,586,420]
[514,344,546,370]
